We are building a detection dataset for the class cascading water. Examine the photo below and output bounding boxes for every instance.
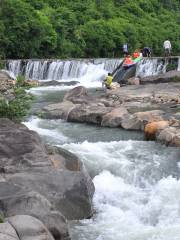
[136,58,168,77]
[6,59,122,80]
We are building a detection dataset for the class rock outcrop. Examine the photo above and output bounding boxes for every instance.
[0,118,95,239]
[140,70,180,84]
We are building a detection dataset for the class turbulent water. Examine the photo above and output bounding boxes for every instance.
[19,59,180,240]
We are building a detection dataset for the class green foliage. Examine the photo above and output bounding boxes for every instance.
[0,87,34,121]
[0,0,180,58]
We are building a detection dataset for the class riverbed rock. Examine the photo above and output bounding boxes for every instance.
[0,182,69,240]
[101,107,129,127]
[0,118,95,237]
[7,215,55,240]
[68,103,112,124]
[127,77,140,85]
[156,126,180,147]
[43,101,76,119]
[140,70,180,84]
[0,221,19,240]
[40,80,79,86]
[144,121,169,140]
[64,86,87,102]
[121,110,165,130]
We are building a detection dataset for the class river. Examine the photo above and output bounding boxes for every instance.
[8,59,180,240]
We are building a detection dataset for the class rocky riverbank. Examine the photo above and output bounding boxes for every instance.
[42,71,180,147]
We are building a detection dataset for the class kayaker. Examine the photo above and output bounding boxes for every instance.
[123,55,133,65]
[103,73,113,89]
[133,50,140,59]
[163,40,171,57]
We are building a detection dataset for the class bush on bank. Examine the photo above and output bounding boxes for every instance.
[0,75,35,121]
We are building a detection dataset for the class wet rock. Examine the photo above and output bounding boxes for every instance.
[43,101,76,119]
[101,107,129,127]
[40,80,79,86]
[144,121,169,140]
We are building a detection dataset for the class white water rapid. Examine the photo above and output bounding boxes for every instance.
[24,114,180,240]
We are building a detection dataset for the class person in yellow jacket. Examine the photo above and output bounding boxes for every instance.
[103,73,113,89]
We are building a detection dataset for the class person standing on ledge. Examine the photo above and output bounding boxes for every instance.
[122,43,128,57]
[163,40,171,57]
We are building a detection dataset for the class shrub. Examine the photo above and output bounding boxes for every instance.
[0,87,34,121]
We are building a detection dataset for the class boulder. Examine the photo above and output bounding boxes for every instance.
[0,221,19,240]
[0,215,58,240]
[68,103,112,125]
[7,215,55,240]
[0,119,94,233]
[43,101,76,120]
[121,110,165,130]
[127,77,140,85]
[101,107,129,127]
[144,121,169,140]
[157,126,180,147]
[63,86,87,101]
[0,182,69,240]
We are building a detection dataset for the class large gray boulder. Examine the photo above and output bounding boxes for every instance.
[68,103,112,125]
[0,221,19,240]
[0,119,95,238]
[121,110,165,130]
[8,215,55,240]
[101,107,129,127]
[43,101,76,120]
[63,86,87,102]
[0,215,56,240]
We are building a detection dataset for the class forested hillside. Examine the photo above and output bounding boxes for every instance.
[0,0,179,59]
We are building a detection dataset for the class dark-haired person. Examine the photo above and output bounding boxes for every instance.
[142,47,151,57]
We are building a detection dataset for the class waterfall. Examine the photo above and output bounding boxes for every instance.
[6,59,122,81]
[136,58,168,78]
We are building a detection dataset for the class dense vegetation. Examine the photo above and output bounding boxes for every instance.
[0,76,34,121]
[0,0,179,58]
